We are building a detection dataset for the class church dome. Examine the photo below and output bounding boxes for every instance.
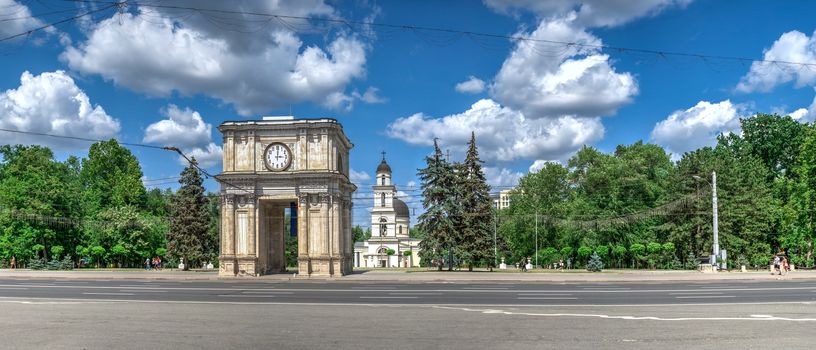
[393,198,410,218]
[376,158,392,174]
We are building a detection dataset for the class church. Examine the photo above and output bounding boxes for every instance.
[353,155,421,268]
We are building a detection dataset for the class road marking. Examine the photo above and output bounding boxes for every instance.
[119,290,167,293]
[675,295,735,299]
[82,292,134,296]
[0,287,28,290]
[518,293,573,296]
[352,287,396,290]
[669,292,723,295]
[435,306,816,322]
[218,294,276,298]
[517,297,577,300]
[463,287,508,290]
[241,291,293,294]
[359,296,418,299]
[388,292,442,296]
[17,283,54,286]
[583,287,630,290]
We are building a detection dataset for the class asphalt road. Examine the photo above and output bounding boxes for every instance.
[0,277,815,305]
[3,278,816,349]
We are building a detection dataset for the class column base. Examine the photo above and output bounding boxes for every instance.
[236,256,260,276]
[218,255,236,277]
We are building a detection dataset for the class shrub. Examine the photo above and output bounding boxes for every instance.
[403,251,412,257]
[560,247,573,259]
[386,248,396,256]
[155,247,167,257]
[647,242,662,255]
[31,244,45,258]
[684,252,698,270]
[577,246,592,259]
[586,252,603,272]
[28,258,45,270]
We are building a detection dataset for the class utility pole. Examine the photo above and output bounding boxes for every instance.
[712,171,720,266]
[535,212,538,269]
[493,212,497,268]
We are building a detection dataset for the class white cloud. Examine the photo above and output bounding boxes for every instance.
[528,159,559,173]
[651,100,744,158]
[484,166,524,189]
[0,70,120,150]
[62,2,367,116]
[143,105,211,149]
[788,95,816,123]
[406,180,417,189]
[143,105,221,168]
[483,0,691,28]
[491,15,637,119]
[455,76,486,94]
[0,0,45,40]
[349,168,371,183]
[737,30,816,93]
[355,87,387,104]
[388,99,604,163]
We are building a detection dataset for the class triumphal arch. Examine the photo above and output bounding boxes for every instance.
[217,117,356,277]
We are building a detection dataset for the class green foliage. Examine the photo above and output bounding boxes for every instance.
[417,140,459,270]
[560,246,573,259]
[155,248,167,257]
[50,245,64,260]
[386,248,396,256]
[352,225,371,242]
[31,244,44,257]
[577,246,592,259]
[90,246,106,267]
[454,132,496,270]
[403,251,412,256]
[586,252,603,272]
[537,247,559,267]
[167,159,209,270]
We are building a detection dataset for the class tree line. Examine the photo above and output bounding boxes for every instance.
[500,114,816,269]
[411,114,816,270]
[0,140,217,269]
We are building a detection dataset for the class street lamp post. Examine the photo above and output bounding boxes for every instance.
[535,212,538,269]
[694,171,720,268]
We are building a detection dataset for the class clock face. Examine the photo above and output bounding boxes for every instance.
[264,143,292,171]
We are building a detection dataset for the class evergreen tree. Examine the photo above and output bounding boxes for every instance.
[167,158,209,270]
[417,139,458,271]
[586,251,603,272]
[457,132,495,270]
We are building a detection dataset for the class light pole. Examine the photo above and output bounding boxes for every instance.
[493,212,497,268]
[534,212,538,269]
[693,172,720,267]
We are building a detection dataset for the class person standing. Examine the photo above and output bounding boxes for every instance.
[782,256,789,275]
[10,255,16,269]
[145,258,151,271]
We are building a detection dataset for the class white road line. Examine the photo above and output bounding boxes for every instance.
[119,290,167,293]
[17,283,54,286]
[675,295,735,299]
[82,292,135,296]
[388,292,443,296]
[352,287,396,289]
[669,292,723,295]
[518,293,573,296]
[0,287,28,290]
[517,297,577,300]
[583,287,630,290]
[359,296,418,299]
[241,291,293,294]
[463,287,508,290]
[218,294,276,298]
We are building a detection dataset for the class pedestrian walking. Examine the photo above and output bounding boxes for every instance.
[10,255,16,269]
[772,255,780,275]
[782,256,789,274]
[520,257,527,272]
[157,256,161,270]
[558,259,564,271]
[145,258,151,271]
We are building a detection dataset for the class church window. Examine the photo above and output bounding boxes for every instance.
[380,193,385,207]
[399,225,402,235]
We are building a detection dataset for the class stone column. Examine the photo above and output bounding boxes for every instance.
[296,193,310,275]
[218,194,237,276]
[236,194,259,276]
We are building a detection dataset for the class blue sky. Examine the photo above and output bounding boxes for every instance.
[1,0,816,226]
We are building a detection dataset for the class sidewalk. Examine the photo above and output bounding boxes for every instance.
[1,268,815,282]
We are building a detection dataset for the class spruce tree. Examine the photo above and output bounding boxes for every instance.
[417,140,458,271]
[168,158,209,270]
[457,132,496,271]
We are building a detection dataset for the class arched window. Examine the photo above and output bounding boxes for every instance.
[381,176,385,185]
[379,217,387,236]
[399,225,402,235]
[380,193,386,207]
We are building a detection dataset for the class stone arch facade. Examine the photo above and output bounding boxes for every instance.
[217,118,356,277]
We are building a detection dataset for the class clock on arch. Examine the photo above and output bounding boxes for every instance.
[264,142,292,171]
